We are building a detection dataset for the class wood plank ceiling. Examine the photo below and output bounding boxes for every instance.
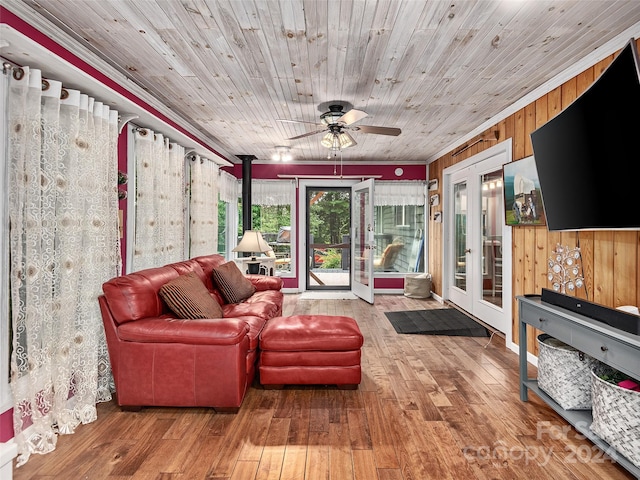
[4,0,640,164]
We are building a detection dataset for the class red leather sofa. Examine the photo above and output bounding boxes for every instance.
[98,254,283,412]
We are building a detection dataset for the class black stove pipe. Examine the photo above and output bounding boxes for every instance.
[237,154,256,235]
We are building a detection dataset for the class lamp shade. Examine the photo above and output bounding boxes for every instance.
[233,230,271,255]
[320,131,356,150]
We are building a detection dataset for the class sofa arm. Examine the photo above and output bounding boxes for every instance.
[246,274,283,291]
[116,317,250,345]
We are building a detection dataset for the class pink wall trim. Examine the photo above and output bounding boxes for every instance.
[281,277,404,290]
[281,278,298,289]
[374,277,405,289]
[0,409,13,442]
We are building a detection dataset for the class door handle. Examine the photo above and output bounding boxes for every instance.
[465,248,471,253]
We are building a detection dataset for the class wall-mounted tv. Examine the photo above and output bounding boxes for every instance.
[530,39,640,231]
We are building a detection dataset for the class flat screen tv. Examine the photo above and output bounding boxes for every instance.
[530,39,640,231]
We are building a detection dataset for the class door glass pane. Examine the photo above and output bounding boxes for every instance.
[454,181,467,290]
[307,188,350,289]
[481,169,503,307]
[353,187,370,288]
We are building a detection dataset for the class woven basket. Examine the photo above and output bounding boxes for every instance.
[537,334,597,410]
[590,364,640,468]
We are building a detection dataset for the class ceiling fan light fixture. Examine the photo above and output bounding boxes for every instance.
[321,131,356,150]
[338,131,356,149]
[320,132,336,149]
[320,132,356,150]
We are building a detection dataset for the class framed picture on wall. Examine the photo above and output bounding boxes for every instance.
[502,156,546,226]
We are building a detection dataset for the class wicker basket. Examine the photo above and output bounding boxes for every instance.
[537,334,597,410]
[590,364,640,469]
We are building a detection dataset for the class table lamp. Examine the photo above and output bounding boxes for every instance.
[233,230,271,274]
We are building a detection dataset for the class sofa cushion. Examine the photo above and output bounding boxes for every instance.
[159,272,224,319]
[223,300,280,321]
[212,261,256,304]
[117,317,249,345]
[193,254,228,291]
[102,266,180,324]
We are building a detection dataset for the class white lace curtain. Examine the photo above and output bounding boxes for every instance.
[7,66,120,465]
[130,129,185,271]
[219,170,240,203]
[252,179,295,205]
[375,181,426,206]
[189,155,219,257]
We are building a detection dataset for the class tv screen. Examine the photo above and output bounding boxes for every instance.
[530,39,640,231]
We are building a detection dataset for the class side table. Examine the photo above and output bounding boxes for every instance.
[235,257,275,276]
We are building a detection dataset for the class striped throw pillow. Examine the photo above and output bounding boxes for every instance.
[159,272,223,319]
[212,261,256,304]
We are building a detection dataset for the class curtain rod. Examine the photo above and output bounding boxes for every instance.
[277,174,382,180]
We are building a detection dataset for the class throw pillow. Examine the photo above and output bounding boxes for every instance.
[212,261,256,304]
[159,271,224,319]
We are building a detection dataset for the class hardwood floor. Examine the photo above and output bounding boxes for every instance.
[13,294,634,480]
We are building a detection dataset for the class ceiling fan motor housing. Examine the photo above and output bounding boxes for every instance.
[320,104,346,125]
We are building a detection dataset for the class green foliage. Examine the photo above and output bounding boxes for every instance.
[237,201,291,238]
[217,201,227,253]
[309,191,350,244]
[599,370,636,385]
[320,249,342,269]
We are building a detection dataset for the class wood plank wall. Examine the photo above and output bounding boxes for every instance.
[428,39,640,354]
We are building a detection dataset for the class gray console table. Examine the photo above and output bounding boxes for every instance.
[518,295,640,478]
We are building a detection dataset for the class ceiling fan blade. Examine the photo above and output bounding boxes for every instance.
[277,118,323,126]
[288,129,327,140]
[338,108,368,125]
[355,125,401,136]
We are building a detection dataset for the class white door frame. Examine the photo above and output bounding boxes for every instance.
[443,139,516,352]
[297,178,357,292]
[351,179,375,304]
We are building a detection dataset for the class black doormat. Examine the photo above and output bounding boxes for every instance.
[384,308,490,337]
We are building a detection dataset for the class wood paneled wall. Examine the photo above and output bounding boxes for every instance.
[428,40,640,353]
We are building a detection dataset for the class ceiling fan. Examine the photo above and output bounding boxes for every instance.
[278,102,401,150]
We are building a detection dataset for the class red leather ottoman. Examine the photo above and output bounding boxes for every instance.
[258,315,364,389]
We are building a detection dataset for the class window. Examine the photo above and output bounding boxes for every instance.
[374,182,426,273]
[217,200,227,254]
[238,180,295,276]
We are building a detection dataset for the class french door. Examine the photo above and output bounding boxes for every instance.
[351,179,374,303]
[444,142,512,338]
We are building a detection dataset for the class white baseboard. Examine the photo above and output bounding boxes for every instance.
[0,441,17,479]
[373,289,404,295]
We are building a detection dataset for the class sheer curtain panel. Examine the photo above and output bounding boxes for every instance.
[218,170,239,204]
[252,180,295,206]
[375,181,426,205]
[7,66,120,465]
[131,129,185,271]
[189,155,219,257]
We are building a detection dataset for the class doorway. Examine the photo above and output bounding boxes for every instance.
[443,140,513,346]
[306,187,351,290]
